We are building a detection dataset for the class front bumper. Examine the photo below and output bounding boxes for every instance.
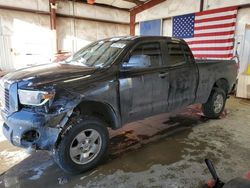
[1,109,61,150]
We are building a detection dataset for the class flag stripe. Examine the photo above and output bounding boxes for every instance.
[185,35,235,42]
[193,50,233,55]
[194,26,235,34]
[194,54,233,59]
[195,18,236,27]
[189,43,233,48]
[195,14,237,24]
[194,22,236,30]
[195,10,237,20]
[187,39,234,45]
[194,30,235,37]
[196,6,237,16]
[190,46,234,51]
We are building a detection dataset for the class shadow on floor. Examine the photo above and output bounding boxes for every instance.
[0,106,219,188]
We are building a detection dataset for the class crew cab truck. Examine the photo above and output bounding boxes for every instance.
[0,36,237,173]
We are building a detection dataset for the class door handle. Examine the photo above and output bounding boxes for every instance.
[158,72,168,78]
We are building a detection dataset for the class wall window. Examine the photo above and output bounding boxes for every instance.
[122,42,162,69]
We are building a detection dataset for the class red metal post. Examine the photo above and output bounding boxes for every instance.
[49,0,58,54]
[49,0,56,30]
[200,0,204,12]
[130,13,135,35]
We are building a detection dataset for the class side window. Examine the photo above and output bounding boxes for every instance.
[182,44,194,63]
[166,42,186,66]
[122,42,162,69]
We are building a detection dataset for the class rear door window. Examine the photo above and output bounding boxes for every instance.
[122,42,162,69]
[182,44,194,63]
[166,42,186,66]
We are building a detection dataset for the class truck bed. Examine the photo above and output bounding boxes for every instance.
[195,59,237,104]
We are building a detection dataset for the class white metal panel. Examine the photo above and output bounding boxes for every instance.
[236,74,250,98]
[57,17,129,53]
[95,5,129,23]
[0,0,49,12]
[162,19,172,36]
[57,17,75,53]
[236,8,250,36]
[135,23,139,35]
[56,1,130,23]
[0,16,14,71]
[96,0,114,5]
[0,16,2,35]
[111,0,135,9]
[117,24,130,36]
[0,10,52,70]
[234,8,250,73]
[136,0,200,22]
[240,26,250,74]
[0,35,14,71]
[97,22,117,40]
[204,0,250,10]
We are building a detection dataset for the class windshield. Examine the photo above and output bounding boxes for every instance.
[63,40,128,68]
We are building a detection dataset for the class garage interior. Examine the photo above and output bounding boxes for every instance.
[0,0,250,188]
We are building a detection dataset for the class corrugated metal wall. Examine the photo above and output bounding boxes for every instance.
[0,35,14,71]
[0,18,14,71]
[0,0,130,71]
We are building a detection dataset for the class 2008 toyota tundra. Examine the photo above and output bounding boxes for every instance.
[0,36,237,173]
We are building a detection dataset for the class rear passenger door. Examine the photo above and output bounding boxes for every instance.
[119,40,170,123]
[165,41,198,111]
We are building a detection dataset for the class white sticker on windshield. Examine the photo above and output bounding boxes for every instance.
[110,37,121,41]
[111,43,126,49]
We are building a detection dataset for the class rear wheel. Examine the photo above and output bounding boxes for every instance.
[202,88,226,119]
[53,117,109,174]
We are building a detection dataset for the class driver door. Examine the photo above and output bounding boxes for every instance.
[119,41,170,124]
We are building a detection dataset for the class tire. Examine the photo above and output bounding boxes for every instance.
[53,116,109,174]
[202,87,227,119]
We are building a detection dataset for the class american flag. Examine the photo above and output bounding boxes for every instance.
[173,6,238,59]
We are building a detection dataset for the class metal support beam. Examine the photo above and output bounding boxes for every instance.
[129,0,166,35]
[49,0,58,54]
[130,13,136,36]
[200,0,204,12]
[49,0,57,30]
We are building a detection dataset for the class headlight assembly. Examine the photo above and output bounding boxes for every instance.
[18,89,55,106]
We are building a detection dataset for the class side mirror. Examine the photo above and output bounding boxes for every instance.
[122,62,129,68]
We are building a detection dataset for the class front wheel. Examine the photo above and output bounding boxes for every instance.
[53,117,109,174]
[202,88,227,119]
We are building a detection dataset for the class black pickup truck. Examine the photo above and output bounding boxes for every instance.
[0,36,237,173]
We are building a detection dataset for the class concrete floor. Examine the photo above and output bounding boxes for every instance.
[0,97,250,188]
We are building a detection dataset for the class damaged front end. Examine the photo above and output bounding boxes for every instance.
[1,80,80,151]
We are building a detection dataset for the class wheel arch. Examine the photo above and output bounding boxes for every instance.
[74,100,122,130]
[212,78,230,94]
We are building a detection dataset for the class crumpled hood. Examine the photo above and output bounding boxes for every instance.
[2,63,97,88]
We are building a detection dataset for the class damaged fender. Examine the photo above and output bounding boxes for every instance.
[2,89,81,150]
